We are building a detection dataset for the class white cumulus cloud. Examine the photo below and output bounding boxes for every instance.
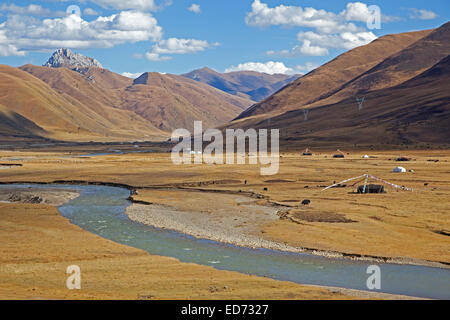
[145,52,172,61]
[0,28,25,56]
[146,38,219,61]
[84,8,99,16]
[409,8,438,20]
[188,4,201,14]
[0,43,26,57]
[297,40,329,56]
[247,1,379,57]
[246,0,362,33]
[343,2,375,22]
[297,30,377,51]
[153,38,216,54]
[88,0,159,11]
[225,61,295,75]
[0,4,52,16]
[0,11,163,54]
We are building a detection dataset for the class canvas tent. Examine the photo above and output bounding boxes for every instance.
[322,174,412,192]
[333,149,345,158]
[393,167,407,173]
[357,184,384,194]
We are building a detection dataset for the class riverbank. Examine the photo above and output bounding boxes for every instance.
[0,187,79,206]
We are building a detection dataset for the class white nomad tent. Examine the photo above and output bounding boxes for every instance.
[393,167,407,173]
[362,155,369,159]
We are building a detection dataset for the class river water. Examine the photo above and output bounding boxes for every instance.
[2,184,449,299]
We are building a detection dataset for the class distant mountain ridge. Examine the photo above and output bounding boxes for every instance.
[0,64,163,141]
[235,28,435,120]
[121,71,251,131]
[227,22,450,147]
[182,67,300,102]
[0,49,253,141]
[240,54,450,147]
[306,21,450,109]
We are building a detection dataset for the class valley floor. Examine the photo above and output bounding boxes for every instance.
[0,147,449,299]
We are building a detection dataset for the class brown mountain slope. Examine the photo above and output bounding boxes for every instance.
[228,55,450,147]
[21,61,252,135]
[73,66,133,89]
[118,72,253,131]
[182,67,299,101]
[19,65,133,126]
[237,28,433,120]
[309,21,450,108]
[0,104,46,138]
[0,65,166,141]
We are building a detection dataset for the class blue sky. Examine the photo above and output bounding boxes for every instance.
[0,0,448,77]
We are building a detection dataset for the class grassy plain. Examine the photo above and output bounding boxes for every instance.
[0,148,449,299]
[1,149,449,264]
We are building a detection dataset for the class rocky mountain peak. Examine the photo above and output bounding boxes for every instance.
[43,48,103,69]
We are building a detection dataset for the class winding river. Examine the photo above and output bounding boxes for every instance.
[2,184,449,299]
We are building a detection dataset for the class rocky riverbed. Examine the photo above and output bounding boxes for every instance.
[126,195,313,254]
[0,188,80,206]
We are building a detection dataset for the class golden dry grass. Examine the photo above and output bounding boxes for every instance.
[1,148,449,265]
